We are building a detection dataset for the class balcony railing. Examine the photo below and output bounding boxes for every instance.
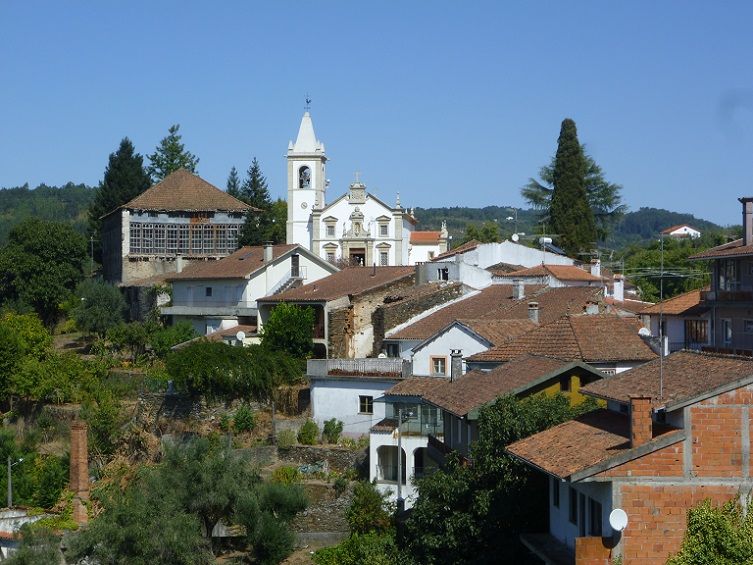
[701,289,753,302]
[307,358,412,378]
[428,434,452,456]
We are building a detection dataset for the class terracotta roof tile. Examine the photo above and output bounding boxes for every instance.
[410,231,441,244]
[689,238,753,260]
[641,288,704,315]
[370,418,398,433]
[486,262,526,276]
[389,285,602,341]
[467,315,656,363]
[458,318,536,345]
[582,350,753,409]
[386,376,449,397]
[424,355,584,417]
[166,244,300,280]
[505,264,602,282]
[258,266,414,303]
[506,409,682,479]
[433,239,480,260]
[604,297,654,315]
[122,169,253,213]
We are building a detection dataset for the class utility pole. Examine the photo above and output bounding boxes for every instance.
[396,407,403,509]
[659,234,664,400]
[6,456,11,509]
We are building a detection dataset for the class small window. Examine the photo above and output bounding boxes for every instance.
[205,287,213,297]
[722,319,733,344]
[359,395,373,415]
[326,224,335,238]
[431,357,447,376]
[380,224,388,237]
[326,252,335,263]
[569,487,578,524]
[380,252,389,266]
[745,320,753,334]
[559,375,571,392]
[589,498,602,536]
[438,267,449,281]
[552,478,560,508]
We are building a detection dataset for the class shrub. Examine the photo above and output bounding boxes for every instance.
[276,429,296,449]
[346,481,393,535]
[297,420,319,445]
[271,466,302,485]
[333,475,349,499]
[313,532,398,565]
[218,413,231,433]
[233,404,256,433]
[322,418,344,444]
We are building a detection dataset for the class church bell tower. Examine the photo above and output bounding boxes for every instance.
[286,109,327,247]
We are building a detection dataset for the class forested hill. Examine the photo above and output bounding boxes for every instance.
[0,183,95,244]
[414,205,728,250]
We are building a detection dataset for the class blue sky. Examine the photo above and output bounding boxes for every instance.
[1,1,752,225]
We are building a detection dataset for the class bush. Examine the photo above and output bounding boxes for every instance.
[219,413,231,433]
[233,404,256,433]
[333,475,349,498]
[322,418,344,444]
[346,481,393,535]
[276,429,296,449]
[313,532,398,565]
[271,466,302,485]
[297,420,319,445]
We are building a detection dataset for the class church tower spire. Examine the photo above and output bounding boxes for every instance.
[286,108,327,246]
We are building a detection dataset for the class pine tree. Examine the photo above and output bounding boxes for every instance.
[548,119,597,257]
[147,124,199,182]
[88,138,151,261]
[226,166,241,198]
[238,158,274,246]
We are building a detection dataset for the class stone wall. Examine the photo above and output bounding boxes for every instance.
[371,282,463,355]
[278,445,368,474]
[327,307,352,359]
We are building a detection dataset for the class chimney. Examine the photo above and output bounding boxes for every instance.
[740,197,753,246]
[263,242,274,263]
[590,259,601,277]
[70,421,89,525]
[176,256,184,274]
[630,396,653,447]
[513,279,525,300]
[613,274,625,302]
[528,301,539,324]
[585,300,599,315]
[450,349,463,382]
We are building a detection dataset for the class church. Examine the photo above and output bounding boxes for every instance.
[285,111,447,266]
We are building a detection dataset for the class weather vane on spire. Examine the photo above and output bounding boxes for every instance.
[305,94,311,111]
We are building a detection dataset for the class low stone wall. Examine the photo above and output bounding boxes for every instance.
[278,445,368,474]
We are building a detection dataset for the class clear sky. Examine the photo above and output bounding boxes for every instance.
[1,1,752,225]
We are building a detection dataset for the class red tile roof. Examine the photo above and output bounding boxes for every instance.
[507,409,682,480]
[423,355,595,417]
[581,350,753,409]
[467,315,656,363]
[388,285,602,341]
[122,169,253,213]
[258,266,414,303]
[689,238,753,260]
[458,318,536,345]
[410,231,441,244]
[386,376,449,397]
[604,297,654,315]
[505,264,602,282]
[661,224,698,235]
[433,239,480,260]
[166,244,300,280]
[641,288,704,315]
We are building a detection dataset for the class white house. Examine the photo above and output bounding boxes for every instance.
[162,243,338,335]
[661,223,701,239]
[494,264,604,288]
[434,239,576,269]
[640,288,710,352]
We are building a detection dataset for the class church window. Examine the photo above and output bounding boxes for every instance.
[326,224,335,237]
[380,224,388,237]
[380,252,389,266]
[299,166,311,188]
[326,252,335,263]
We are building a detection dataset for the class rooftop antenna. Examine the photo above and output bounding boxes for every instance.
[304,94,311,111]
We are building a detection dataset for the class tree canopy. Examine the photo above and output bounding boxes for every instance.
[147,124,199,181]
[238,158,277,246]
[71,279,126,337]
[261,303,315,360]
[226,165,242,198]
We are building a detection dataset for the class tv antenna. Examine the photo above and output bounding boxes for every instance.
[304,94,311,111]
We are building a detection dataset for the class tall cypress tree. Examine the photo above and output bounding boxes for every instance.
[88,138,152,261]
[147,124,199,182]
[549,119,596,257]
[238,158,274,246]
[226,166,241,198]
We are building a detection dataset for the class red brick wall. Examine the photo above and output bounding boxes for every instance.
[575,536,611,565]
[618,484,737,564]
[691,405,743,477]
[596,442,684,478]
[630,396,653,447]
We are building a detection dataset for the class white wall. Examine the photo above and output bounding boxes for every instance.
[370,431,428,509]
[409,243,441,265]
[456,241,575,269]
[549,480,613,550]
[310,378,392,437]
[412,327,486,376]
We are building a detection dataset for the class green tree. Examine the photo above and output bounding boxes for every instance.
[88,138,151,260]
[147,124,199,182]
[668,498,753,565]
[261,303,315,359]
[346,481,394,535]
[314,532,400,565]
[4,525,61,565]
[267,198,288,244]
[0,220,87,327]
[71,279,126,337]
[238,157,273,246]
[462,221,500,244]
[226,165,242,198]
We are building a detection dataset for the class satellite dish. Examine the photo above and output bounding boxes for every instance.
[638,327,651,337]
[609,508,628,532]
[512,233,520,242]
[235,331,246,342]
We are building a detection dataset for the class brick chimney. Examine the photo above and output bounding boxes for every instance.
[740,198,753,247]
[630,396,653,448]
[528,301,540,324]
[70,421,89,525]
[450,349,463,382]
[513,279,525,300]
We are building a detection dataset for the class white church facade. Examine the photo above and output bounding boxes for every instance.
[285,111,447,266]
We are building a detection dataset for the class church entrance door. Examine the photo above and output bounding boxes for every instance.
[349,248,366,266]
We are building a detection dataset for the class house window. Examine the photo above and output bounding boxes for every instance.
[380,224,388,237]
[326,252,335,263]
[359,395,373,415]
[559,375,571,392]
[745,320,753,334]
[431,356,447,376]
[380,252,389,266]
[438,267,449,281]
[385,343,399,358]
[552,478,560,508]
[326,224,335,238]
[589,498,602,536]
[685,319,708,345]
[205,287,213,297]
[722,319,733,345]
[568,487,577,524]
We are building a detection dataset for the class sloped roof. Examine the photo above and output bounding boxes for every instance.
[458,318,536,345]
[506,409,682,480]
[166,244,302,280]
[661,224,698,235]
[388,285,602,341]
[467,315,656,363]
[505,264,602,282]
[423,355,595,417]
[258,266,414,303]
[433,239,480,260]
[582,350,753,409]
[410,231,441,244]
[689,238,753,260]
[486,262,526,276]
[604,297,654,315]
[385,376,449,397]
[122,169,253,213]
[641,288,703,315]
